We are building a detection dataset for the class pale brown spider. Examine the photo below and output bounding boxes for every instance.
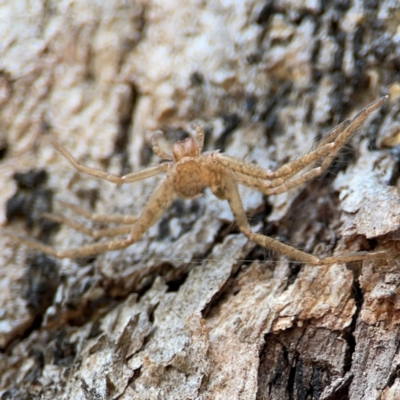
[5,96,389,264]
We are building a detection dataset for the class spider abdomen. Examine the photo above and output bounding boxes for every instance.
[172,157,221,199]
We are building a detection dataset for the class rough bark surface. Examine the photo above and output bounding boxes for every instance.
[1,1,400,399]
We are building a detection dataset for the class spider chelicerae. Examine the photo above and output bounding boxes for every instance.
[5,96,389,264]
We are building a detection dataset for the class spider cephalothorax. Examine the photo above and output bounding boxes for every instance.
[5,96,389,264]
[169,137,223,199]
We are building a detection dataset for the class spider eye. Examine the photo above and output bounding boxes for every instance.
[172,137,199,161]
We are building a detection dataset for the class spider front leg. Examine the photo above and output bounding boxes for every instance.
[264,95,388,181]
[52,139,169,183]
[217,172,387,265]
[5,177,176,259]
[214,96,388,193]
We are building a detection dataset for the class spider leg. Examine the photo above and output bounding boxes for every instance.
[255,121,352,181]
[214,96,387,184]
[314,118,351,147]
[214,133,343,181]
[217,173,388,264]
[318,251,388,264]
[152,131,173,160]
[213,172,321,264]
[213,132,345,181]
[33,199,139,238]
[213,153,275,179]
[40,212,133,238]
[232,166,326,195]
[188,121,205,151]
[56,200,138,224]
[266,95,388,180]
[52,140,170,183]
[6,177,176,258]
[225,96,388,195]
[247,231,387,264]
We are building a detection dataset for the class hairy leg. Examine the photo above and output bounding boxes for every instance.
[230,96,388,194]
[188,121,205,151]
[264,96,387,180]
[40,213,133,238]
[216,172,388,264]
[5,177,176,258]
[214,96,387,186]
[55,200,138,224]
[214,140,336,181]
[246,231,388,265]
[152,131,173,160]
[52,140,169,183]
[232,166,325,195]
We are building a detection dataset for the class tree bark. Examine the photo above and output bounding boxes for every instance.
[1,1,400,399]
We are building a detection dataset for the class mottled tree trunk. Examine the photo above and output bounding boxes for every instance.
[1,1,400,399]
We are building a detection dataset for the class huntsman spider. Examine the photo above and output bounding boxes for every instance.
[5,96,389,264]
